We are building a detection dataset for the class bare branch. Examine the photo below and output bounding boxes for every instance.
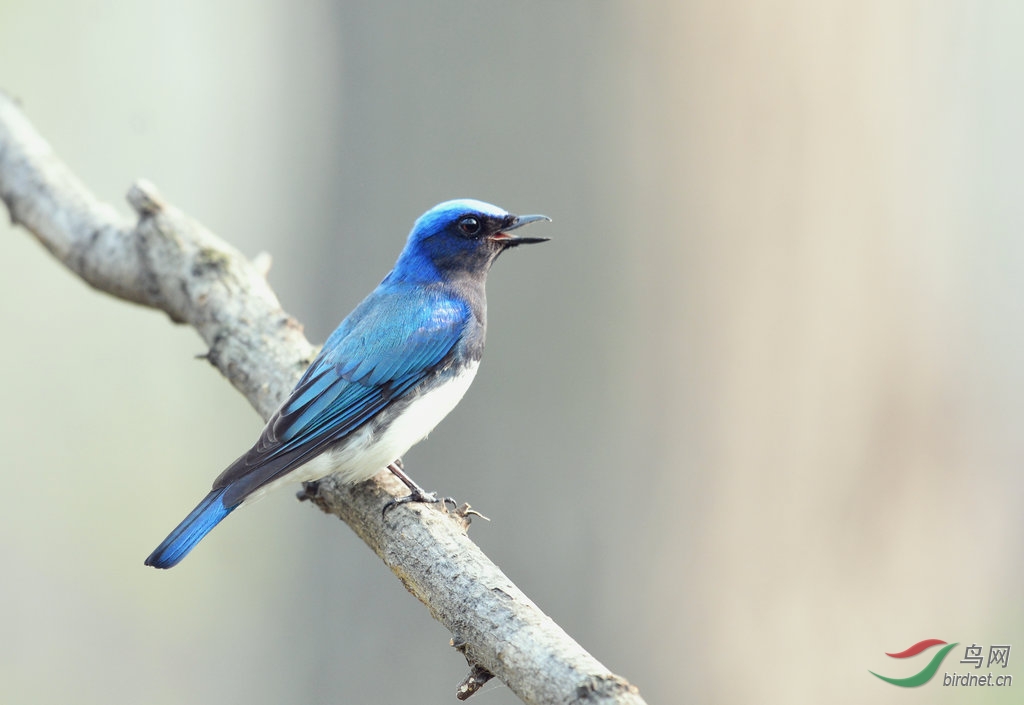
[0,90,646,705]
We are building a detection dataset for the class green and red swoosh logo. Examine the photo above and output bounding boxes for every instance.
[870,639,959,687]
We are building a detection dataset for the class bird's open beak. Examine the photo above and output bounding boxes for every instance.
[491,213,552,247]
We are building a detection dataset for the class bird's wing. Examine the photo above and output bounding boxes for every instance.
[214,289,471,505]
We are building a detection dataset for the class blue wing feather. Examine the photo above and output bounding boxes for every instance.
[212,287,471,505]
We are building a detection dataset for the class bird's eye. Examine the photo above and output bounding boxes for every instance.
[458,216,481,236]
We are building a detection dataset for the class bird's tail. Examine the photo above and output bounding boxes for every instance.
[145,488,237,569]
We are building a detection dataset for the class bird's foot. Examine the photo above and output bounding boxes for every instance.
[383,460,455,516]
[382,488,458,517]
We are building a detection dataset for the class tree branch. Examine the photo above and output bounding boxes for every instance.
[0,91,645,705]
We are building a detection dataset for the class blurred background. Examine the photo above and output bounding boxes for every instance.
[1,2,1021,704]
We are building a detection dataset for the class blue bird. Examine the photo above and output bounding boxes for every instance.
[145,199,549,568]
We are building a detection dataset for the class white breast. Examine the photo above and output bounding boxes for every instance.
[242,362,480,505]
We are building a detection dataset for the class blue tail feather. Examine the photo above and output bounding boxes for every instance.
[145,488,237,569]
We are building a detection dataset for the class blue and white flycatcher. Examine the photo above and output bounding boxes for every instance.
[145,199,550,568]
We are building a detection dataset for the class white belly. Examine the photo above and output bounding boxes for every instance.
[242,362,479,504]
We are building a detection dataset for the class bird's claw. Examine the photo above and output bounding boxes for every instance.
[382,488,438,517]
[382,460,470,518]
[381,491,466,518]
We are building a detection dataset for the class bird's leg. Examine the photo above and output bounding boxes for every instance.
[387,461,436,501]
[383,460,457,516]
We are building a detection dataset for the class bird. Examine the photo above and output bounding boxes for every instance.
[145,199,550,569]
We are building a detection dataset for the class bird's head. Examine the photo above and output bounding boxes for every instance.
[394,199,550,282]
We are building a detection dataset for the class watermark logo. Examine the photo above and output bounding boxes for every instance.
[870,639,958,687]
[870,639,1013,688]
